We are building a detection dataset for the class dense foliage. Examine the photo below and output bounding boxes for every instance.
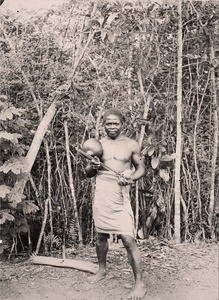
[0,0,218,255]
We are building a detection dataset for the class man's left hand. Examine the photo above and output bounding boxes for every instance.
[118,177,133,186]
[118,171,134,186]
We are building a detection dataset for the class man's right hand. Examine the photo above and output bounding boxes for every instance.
[90,156,101,169]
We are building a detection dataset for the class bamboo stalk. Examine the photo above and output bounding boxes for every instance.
[135,182,139,238]
[136,67,152,238]
[44,139,53,251]
[181,161,190,240]
[70,2,97,79]
[54,145,68,246]
[64,120,83,245]
[35,198,49,255]
[193,70,211,222]
[8,238,16,260]
[29,175,42,210]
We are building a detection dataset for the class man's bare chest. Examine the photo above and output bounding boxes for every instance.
[101,140,132,162]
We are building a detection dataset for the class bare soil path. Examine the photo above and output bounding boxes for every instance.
[0,241,218,300]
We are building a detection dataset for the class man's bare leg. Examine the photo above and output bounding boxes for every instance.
[90,233,109,284]
[120,234,147,300]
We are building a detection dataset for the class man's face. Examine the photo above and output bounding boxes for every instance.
[104,115,122,139]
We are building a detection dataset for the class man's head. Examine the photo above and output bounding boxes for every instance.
[102,108,125,124]
[102,108,124,139]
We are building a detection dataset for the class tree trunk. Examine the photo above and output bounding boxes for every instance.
[208,36,219,233]
[9,101,57,207]
[174,0,183,243]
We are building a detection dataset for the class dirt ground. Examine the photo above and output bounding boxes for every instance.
[0,240,218,300]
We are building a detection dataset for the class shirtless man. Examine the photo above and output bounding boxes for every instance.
[85,108,146,300]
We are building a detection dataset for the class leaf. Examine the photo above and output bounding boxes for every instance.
[147,135,153,145]
[141,144,151,155]
[14,216,29,233]
[151,156,159,169]
[137,228,144,239]
[96,16,105,27]
[0,110,13,120]
[107,31,116,43]
[156,195,166,213]
[106,13,119,26]
[156,18,165,24]
[159,169,170,182]
[150,206,158,219]
[146,216,152,227]
[15,223,29,233]
[185,53,200,59]
[17,201,39,214]
[16,145,26,156]
[160,153,176,162]
[147,146,155,156]
[0,157,26,174]
[9,227,17,238]
[0,210,15,224]
[0,185,11,198]
[9,107,25,116]
[0,107,25,120]
[9,191,23,207]
[0,131,22,142]
[101,29,107,41]
[146,206,157,227]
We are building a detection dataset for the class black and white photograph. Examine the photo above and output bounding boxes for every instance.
[0,0,218,299]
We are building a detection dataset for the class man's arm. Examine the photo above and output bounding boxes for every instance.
[85,164,98,178]
[130,141,145,181]
[84,156,101,178]
[118,140,145,186]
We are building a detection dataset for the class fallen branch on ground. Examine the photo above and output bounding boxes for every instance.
[31,255,98,274]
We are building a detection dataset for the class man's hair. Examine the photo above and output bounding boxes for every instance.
[102,108,125,123]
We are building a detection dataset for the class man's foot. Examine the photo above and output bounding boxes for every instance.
[128,282,147,300]
[89,270,106,284]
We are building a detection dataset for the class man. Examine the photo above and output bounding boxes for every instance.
[85,108,146,300]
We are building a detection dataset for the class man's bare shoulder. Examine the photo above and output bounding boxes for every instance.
[123,136,139,145]
[100,136,139,149]
[120,136,140,151]
[100,137,107,144]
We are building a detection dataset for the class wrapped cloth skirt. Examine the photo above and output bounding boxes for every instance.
[93,170,135,238]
